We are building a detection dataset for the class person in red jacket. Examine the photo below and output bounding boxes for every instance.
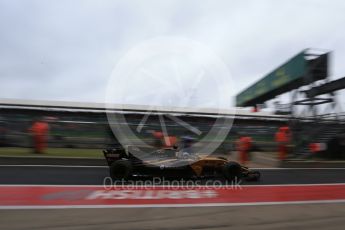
[29,118,49,154]
[275,126,291,160]
[152,131,177,148]
[236,134,253,165]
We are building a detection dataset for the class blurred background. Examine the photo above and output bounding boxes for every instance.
[1,1,345,229]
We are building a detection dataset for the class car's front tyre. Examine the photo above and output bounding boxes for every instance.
[222,161,242,181]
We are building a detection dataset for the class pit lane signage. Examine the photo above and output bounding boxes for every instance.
[236,50,306,107]
[0,184,345,209]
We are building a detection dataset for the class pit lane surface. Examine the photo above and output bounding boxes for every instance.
[0,203,344,230]
[1,166,345,230]
[0,165,344,185]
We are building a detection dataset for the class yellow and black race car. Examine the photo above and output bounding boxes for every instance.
[103,146,260,181]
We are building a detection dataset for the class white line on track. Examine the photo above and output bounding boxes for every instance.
[1,199,345,210]
[0,155,101,159]
[0,183,345,187]
[0,165,344,170]
[0,165,108,168]
[252,167,345,170]
[0,165,345,171]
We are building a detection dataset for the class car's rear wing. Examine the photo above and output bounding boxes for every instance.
[103,147,127,166]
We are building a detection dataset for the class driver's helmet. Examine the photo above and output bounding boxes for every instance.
[182,151,190,159]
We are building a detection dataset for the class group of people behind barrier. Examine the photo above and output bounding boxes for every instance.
[151,126,292,166]
[4,115,344,161]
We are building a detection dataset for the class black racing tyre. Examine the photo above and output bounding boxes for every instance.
[109,160,132,180]
[222,161,242,181]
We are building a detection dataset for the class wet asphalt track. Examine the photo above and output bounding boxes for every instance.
[0,165,344,185]
[1,203,345,230]
[1,166,345,230]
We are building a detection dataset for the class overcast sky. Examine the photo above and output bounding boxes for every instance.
[1,0,345,108]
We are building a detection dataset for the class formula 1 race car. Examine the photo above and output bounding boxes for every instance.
[103,146,261,181]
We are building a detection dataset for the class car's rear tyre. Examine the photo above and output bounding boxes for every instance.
[110,160,132,180]
[222,162,242,181]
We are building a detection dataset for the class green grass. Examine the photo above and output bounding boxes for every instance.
[0,147,103,158]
